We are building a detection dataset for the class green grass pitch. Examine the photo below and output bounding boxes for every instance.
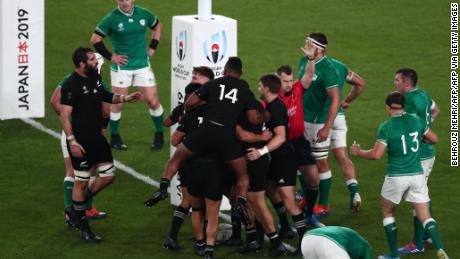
[0,0,458,258]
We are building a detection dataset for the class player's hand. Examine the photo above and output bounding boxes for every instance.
[342,101,351,111]
[144,190,168,207]
[111,54,128,65]
[301,39,318,60]
[316,127,330,143]
[126,91,143,103]
[246,148,261,161]
[148,48,155,58]
[70,140,86,158]
[350,141,361,156]
[261,129,273,141]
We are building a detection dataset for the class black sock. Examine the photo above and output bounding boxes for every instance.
[196,239,205,248]
[255,219,265,244]
[231,207,242,239]
[237,196,247,205]
[169,206,189,240]
[83,187,95,202]
[272,201,290,230]
[72,200,88,230]
[244,226,257,243]
[267,232,282,248]
[292,213,306,238]
[305,187,319,218]
[160,178,170,193]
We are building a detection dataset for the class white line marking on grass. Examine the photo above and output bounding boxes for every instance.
[21,118,296,252]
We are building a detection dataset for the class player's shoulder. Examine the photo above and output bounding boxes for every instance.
[134,5,154,16]
[57,74,72,88]
[329,57,347,68]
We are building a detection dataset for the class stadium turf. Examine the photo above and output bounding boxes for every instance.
[0,0,458,258]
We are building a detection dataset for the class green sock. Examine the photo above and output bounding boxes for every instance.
[318,171,332,206]
[85,197,93,210]
[298,174,309,197]
[109,119,120,135]
[63,178,74,208]
[151,114,164,133]
[413,215,424,248]
[347,180,359,197]
[424,219,444,251]
[383,219,398,258]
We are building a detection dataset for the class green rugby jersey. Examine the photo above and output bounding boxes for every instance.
[404,87,436,159]
[298,57,347,123]
[95,5,158,71]
[376,113,427,176]
[299,56,339,123]
[58,74,109,91]
[306,226,373,259]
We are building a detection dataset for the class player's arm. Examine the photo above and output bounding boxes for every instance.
[59,105,86,158]
[299,40,317,90]
[350,141,386,160]
[171,130,186,146]
[342,70,366,110]
[90,33,128,65]
[236,125,272,143]
[148,20,163,57]
[184,92,203,111]
[422,128,438,144]
[111,92,143,104]
[246,125,285,161]
[431,101,440,122]
[50,87,62,115]
[317,87,340,142]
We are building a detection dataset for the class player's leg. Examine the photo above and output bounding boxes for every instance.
[134,67,164,149]
[109,69,132,150]
[407,174,448,258]
[331,114,361,211]
[265,181,294,239]
[224,156,251,227]
[61,132,75,226]
[305,122,332,216]
[85,167,107,220]
[145,143,195,207]
[164,185,191,251]
[190,194,206,256]
[379,175,405,259]
[204,198,221,259]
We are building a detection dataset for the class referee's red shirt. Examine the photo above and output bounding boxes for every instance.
[279,80,305,140]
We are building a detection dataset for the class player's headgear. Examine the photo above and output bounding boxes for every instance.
[308,32,328,50]
[224,56,243,74]
[385,91,405,109]
[95,52,105,75]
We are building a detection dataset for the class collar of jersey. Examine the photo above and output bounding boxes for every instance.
[315,56,326,64]
[391,111,406,117]
[407,87,419,93]
[118,6,135,16]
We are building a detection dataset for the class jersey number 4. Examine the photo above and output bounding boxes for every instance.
[219,84,238,104]
[400,131,419,155]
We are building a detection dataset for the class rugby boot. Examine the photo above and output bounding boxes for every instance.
[150,131,164,150]
[85,206,107,220]
[111,134,128,150]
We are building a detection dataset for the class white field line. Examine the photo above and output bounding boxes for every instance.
[21,118,296,251]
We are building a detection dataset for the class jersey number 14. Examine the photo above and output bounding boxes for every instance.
[219,84,238,104]
[400,131,419,155]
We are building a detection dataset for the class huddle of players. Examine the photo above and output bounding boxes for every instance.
[143,36,322,258]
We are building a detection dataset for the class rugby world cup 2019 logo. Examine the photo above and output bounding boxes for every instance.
[203,31,227,64]
[175,31,187,61]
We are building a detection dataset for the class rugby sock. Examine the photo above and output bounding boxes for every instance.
[423,218,444,251]
[297,174,309,197]
[272,201,290,230]
[85,198,94,210]
[169,206,189,240]
[412,210,424,248]
[84,186,95,202]
[149,106,164,133]
[318,170,332,207]
[244,226,257,243]
[346,179,359,208]
[72,200,88,230]
[109,111,121,135]
[255,219,265,244]
[383,217,398,258]
[85,177,96,210]
[305,186,319,219]
[230,207,242,239]
[267,232,282,248]
[292,213,306,238]
[63,177,74,208]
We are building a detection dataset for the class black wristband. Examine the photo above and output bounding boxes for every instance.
[149,39,159,50]
[159,177,170,192]
[93,41,112,60]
